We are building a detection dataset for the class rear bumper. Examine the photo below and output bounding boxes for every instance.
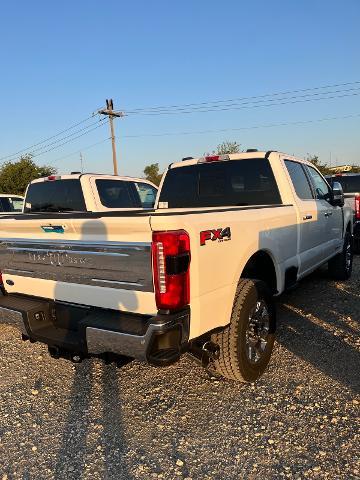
[0,294,190,366]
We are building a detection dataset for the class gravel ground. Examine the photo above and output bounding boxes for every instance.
[0,259,359,480]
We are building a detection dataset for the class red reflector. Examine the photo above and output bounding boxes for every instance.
[152,230,190,311]
[355,195,360,220]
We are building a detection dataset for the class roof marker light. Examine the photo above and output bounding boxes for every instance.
[46,175,61,181]
[198,154,230,163]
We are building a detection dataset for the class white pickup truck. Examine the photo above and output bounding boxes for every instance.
[0,151,353,382]
[23,173,158,213]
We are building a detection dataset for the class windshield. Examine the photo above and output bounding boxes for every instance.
[159,158,282,208]
[24,179,86,212]
[328,175,360,193]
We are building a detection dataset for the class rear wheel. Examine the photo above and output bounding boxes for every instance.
[211,279,276,382]
[328,231,353,280]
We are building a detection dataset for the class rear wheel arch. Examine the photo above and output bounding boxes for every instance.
[240,250,278,294]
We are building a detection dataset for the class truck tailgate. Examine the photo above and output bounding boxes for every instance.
[0,214,157,314]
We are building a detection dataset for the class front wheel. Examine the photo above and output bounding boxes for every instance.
[328,231,353,280]
[211,279,276,382]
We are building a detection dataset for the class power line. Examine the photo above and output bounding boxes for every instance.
[2,117,107,163]
[49,137,111,164]
[123,89,360,116]
[0,113,100,162]
[120,112,360,139]
[122,80,360,114]
[30,122,108,159]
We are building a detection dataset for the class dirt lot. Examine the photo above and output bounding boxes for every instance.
[0,259,359,480]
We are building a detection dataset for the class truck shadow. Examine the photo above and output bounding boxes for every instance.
[53,361,93,479]
[53,218,136,479]
[276,267,360,393]
[54,360,133,480]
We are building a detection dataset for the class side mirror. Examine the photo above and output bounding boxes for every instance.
[331,181,345,207]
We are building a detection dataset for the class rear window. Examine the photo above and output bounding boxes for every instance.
[0,197,23,212]
[327,175,360,193]
[24,179,86,212]
[96,179,140,208]
[159,158,282,208]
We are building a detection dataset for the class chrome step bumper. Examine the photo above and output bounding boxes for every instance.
[0,294,190,366]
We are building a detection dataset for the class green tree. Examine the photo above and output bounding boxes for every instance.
[143,163,162,186]
[215,140,241,155]
[0,155,57,195]
[306,154,331,175]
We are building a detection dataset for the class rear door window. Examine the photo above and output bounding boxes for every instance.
[134,182,157,208]
[159,158,282,208]
[10,197,24,211]
[285,160,314,200]
[24,179,86,212]
[96,179,140,208]
[0,197,23,212]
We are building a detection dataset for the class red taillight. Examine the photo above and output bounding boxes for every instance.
[355,195,360,220]
[152,230,190,311]
[0,271,3,285]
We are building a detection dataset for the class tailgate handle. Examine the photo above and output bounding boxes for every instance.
[41,225,65,234]
[302,215,313,220]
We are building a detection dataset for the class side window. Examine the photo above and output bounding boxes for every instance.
[306,166,331,201]
[284,160,313,200]
[96,180,135,208]
[134,182,157,208]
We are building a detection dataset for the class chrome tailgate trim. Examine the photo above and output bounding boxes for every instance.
[0,239,153,292]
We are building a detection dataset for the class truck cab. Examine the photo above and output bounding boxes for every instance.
[23,174,158,213]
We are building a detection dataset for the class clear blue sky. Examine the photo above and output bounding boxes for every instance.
[1,0,360,176]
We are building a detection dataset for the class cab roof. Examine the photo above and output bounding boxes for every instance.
[30,173,156,186]
[170,151,313,169]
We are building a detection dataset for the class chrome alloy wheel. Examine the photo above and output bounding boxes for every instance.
[245,300,270,364]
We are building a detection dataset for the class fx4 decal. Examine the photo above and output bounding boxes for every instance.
[200,227,231,246]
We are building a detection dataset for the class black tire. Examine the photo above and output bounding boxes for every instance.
[211,279,276,383]
[328,231,353,280]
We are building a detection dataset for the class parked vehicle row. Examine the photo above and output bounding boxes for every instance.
[0,151,354,383]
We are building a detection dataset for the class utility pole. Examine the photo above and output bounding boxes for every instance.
[80,152,84,173]
[99,99,124,175]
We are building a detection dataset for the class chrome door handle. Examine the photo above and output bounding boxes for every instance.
[303,215,313,220]
[324,212,333,217]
